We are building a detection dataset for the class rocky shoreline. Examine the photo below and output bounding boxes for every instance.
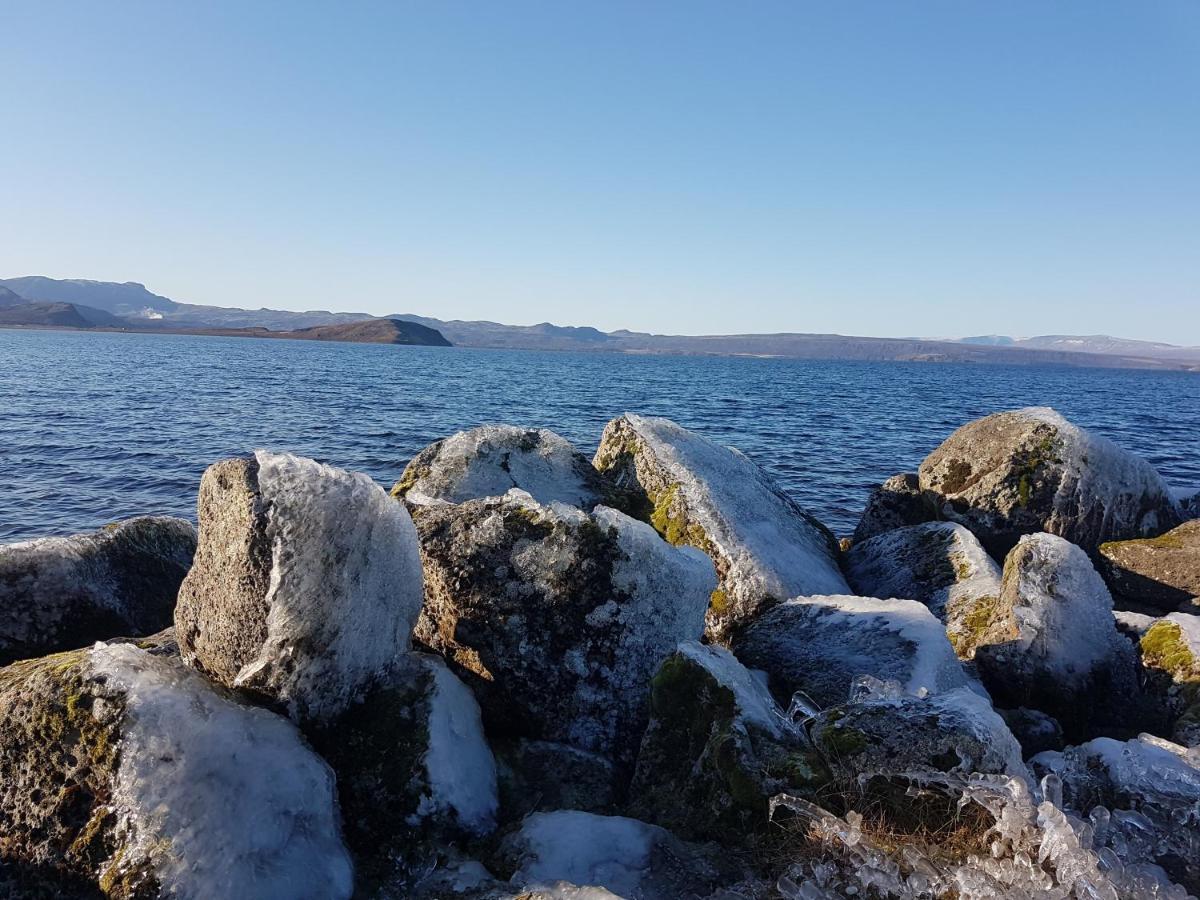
[2,409,1199,898]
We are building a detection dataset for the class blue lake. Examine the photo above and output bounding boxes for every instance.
[1,328,1197,542]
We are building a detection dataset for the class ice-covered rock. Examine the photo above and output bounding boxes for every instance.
[1114,608,1159,640]
[494,739,617,823]
[918,407,1180,557]
[1098,519,1200,611]
[842,522,1005,658]
[1032,734,1200,891]
[306,653,498,879]
[998,707,1064,757]
[731,595,968,709]
[851,473,935,544]
[495,810,744,900]
[628,642,828,841]
[968,533,1142,738]
[413,490,713,763]
[0,517,196,665]
[593,414,847,641]
[810,685,1028,783]
[1138,613,1200,746]
[393,424,629,510]
[175,451,424,723]
[0,642,353,899]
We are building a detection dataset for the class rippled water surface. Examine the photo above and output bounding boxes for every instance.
[2,329,1198,542]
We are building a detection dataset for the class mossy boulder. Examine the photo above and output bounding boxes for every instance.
[392,424,634,512]
[627,642,828,843]
[0,517,196,666]
[593,414,847,642]
[851,473,935,544]
[970,533,1144,741]
[918,408,1179,558]
[1098,519,1200,611]
[1138,614,1200,747]
[175,451,424,724]
[493,739,617,824]
[811,687,1027,784]
[412,490,713,765]
[0,642,353,899]
[731,595,968,710]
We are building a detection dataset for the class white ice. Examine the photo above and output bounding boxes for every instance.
[677,640,789,738]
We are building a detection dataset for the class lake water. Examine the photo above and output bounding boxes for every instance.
[2,328,1198,542]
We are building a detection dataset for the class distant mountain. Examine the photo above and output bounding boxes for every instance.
[251,318,451,346]
[0,277,178,317]
[3,275,1199,371]
[0,302,95,328]
[0,286,26,307]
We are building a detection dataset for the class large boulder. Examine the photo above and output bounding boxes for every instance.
[493,739,617,824]
[1138,613,1200,746]
[918,407,1179,557]
[393,424,627,510]
[842,522,1003,657]
[969,533,1141,738]
[412,490,713,764]
[0,642,353,899]
[731,595,968,709]
[0,517,196,666]
[811,685,1027,783]
[628,642,827,842]
[174,451,424,724]
[851,473,934,544]
[1099,519,1200,611]
[592,414,847,641]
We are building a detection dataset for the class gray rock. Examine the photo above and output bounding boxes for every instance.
[593,414,847,642]
[0,517,195,666]
[628,642,828,842]
[918,407,1179,557]
[494,739,617,823]
[393,424,630,511]
[1098,519,1200,611]
[413,490,713,764]
[971,533,1142,739]
[175,451,424,723]
[1136,613,1200,747]
[731,594,967,710]
[0,642,352,899]
[998,707,1064,756]
[851,473,934,544]
[843,522,1004,658]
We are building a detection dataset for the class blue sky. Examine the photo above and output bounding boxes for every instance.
[1,2,1198,341]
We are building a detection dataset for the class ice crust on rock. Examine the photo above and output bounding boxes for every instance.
[89,642,354,900]
[733,595,968,709]
[593,414,847,640]
[420,654,499,834]
[0,516,196,665]
[844,522,1002,630]
[413,489,713,761]
[919,407,1180,556]
[177,450,425,724]
[395,424,614,509]
[677,641,788,738]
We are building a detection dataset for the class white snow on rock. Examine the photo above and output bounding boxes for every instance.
[508,811,664,898]
[1033,733,1200,806]
[845,522,1001,622]
[1113,609,1158,640]
[996,533,1131,684]
[401,425,606,508]
[235,450,425,722]
[732,595,968,710]
[596,414,847,636]
[89,642,354,900]
[419,654,499,835]
[677,641,787,738]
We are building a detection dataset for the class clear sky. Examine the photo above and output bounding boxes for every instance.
[2,2,1198,342]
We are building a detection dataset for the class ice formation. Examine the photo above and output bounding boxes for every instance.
[419,655,499,834]
[89,642,354,900]
[234,450,425,722]
[399,424,607,508]
[733,595,969,709]
[845,522,1002,622]
[508,811,664,897]
[676,640,790,738]
[771,768,1191,899]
